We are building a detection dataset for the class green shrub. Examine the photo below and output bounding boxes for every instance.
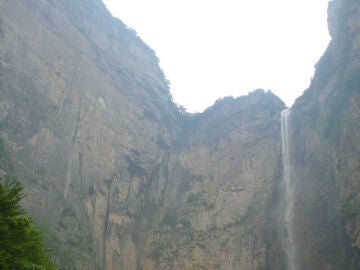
[0,176,55,269]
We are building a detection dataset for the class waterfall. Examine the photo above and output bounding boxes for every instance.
[281,109,297,270]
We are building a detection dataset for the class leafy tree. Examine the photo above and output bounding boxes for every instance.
[0,176,55,269]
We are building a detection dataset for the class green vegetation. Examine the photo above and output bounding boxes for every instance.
[160,209,177,227]
[321,66,359,142]
[0,137,14,174]
[0,176,55,269]
[61,206,76,218]
[186,192,202,204]
[341,199,360,218]
[149,241,173,264]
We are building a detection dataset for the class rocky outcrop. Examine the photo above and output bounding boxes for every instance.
[0,0,359,269]
[0,1,287,267]
[0,0,177,268]
[138,91,285,269]
[287,0,360,268]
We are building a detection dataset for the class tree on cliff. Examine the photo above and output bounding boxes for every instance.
[0,176,55,269]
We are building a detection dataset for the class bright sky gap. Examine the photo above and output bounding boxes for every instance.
[102,0,331,112]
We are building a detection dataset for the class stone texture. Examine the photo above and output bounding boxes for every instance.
[288,0,360,268]
[0,0,359,269]
[0,0,177,268]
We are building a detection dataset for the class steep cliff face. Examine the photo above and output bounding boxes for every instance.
[0,0,288,268]
[288,0,360,268]
[0,0,360,269]
[137,91,285,269]
[0,0,178,268]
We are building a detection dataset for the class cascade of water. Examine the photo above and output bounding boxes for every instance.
[281,109,297,270]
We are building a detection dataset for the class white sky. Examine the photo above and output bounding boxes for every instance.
[102,0,331,112]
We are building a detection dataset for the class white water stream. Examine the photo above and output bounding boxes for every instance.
[281,109,297,270]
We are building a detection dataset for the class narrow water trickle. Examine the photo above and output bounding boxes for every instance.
[281,109,297,270]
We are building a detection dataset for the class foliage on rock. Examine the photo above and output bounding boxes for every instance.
[0,176,55,269]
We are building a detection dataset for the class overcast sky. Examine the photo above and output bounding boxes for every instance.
[102,0,330,112]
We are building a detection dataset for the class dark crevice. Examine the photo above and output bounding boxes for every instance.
[102,177,113,269]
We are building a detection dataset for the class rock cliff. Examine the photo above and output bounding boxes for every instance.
[0,0,177,268]
[138,91,285,269]
[0,0,359,269]
[286,0,360,268]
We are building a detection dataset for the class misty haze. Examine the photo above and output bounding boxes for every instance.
[0,0,359,269]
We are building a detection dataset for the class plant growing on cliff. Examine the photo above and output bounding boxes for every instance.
[0,176,55,269]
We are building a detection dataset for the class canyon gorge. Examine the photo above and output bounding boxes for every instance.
[0,0,359,269]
